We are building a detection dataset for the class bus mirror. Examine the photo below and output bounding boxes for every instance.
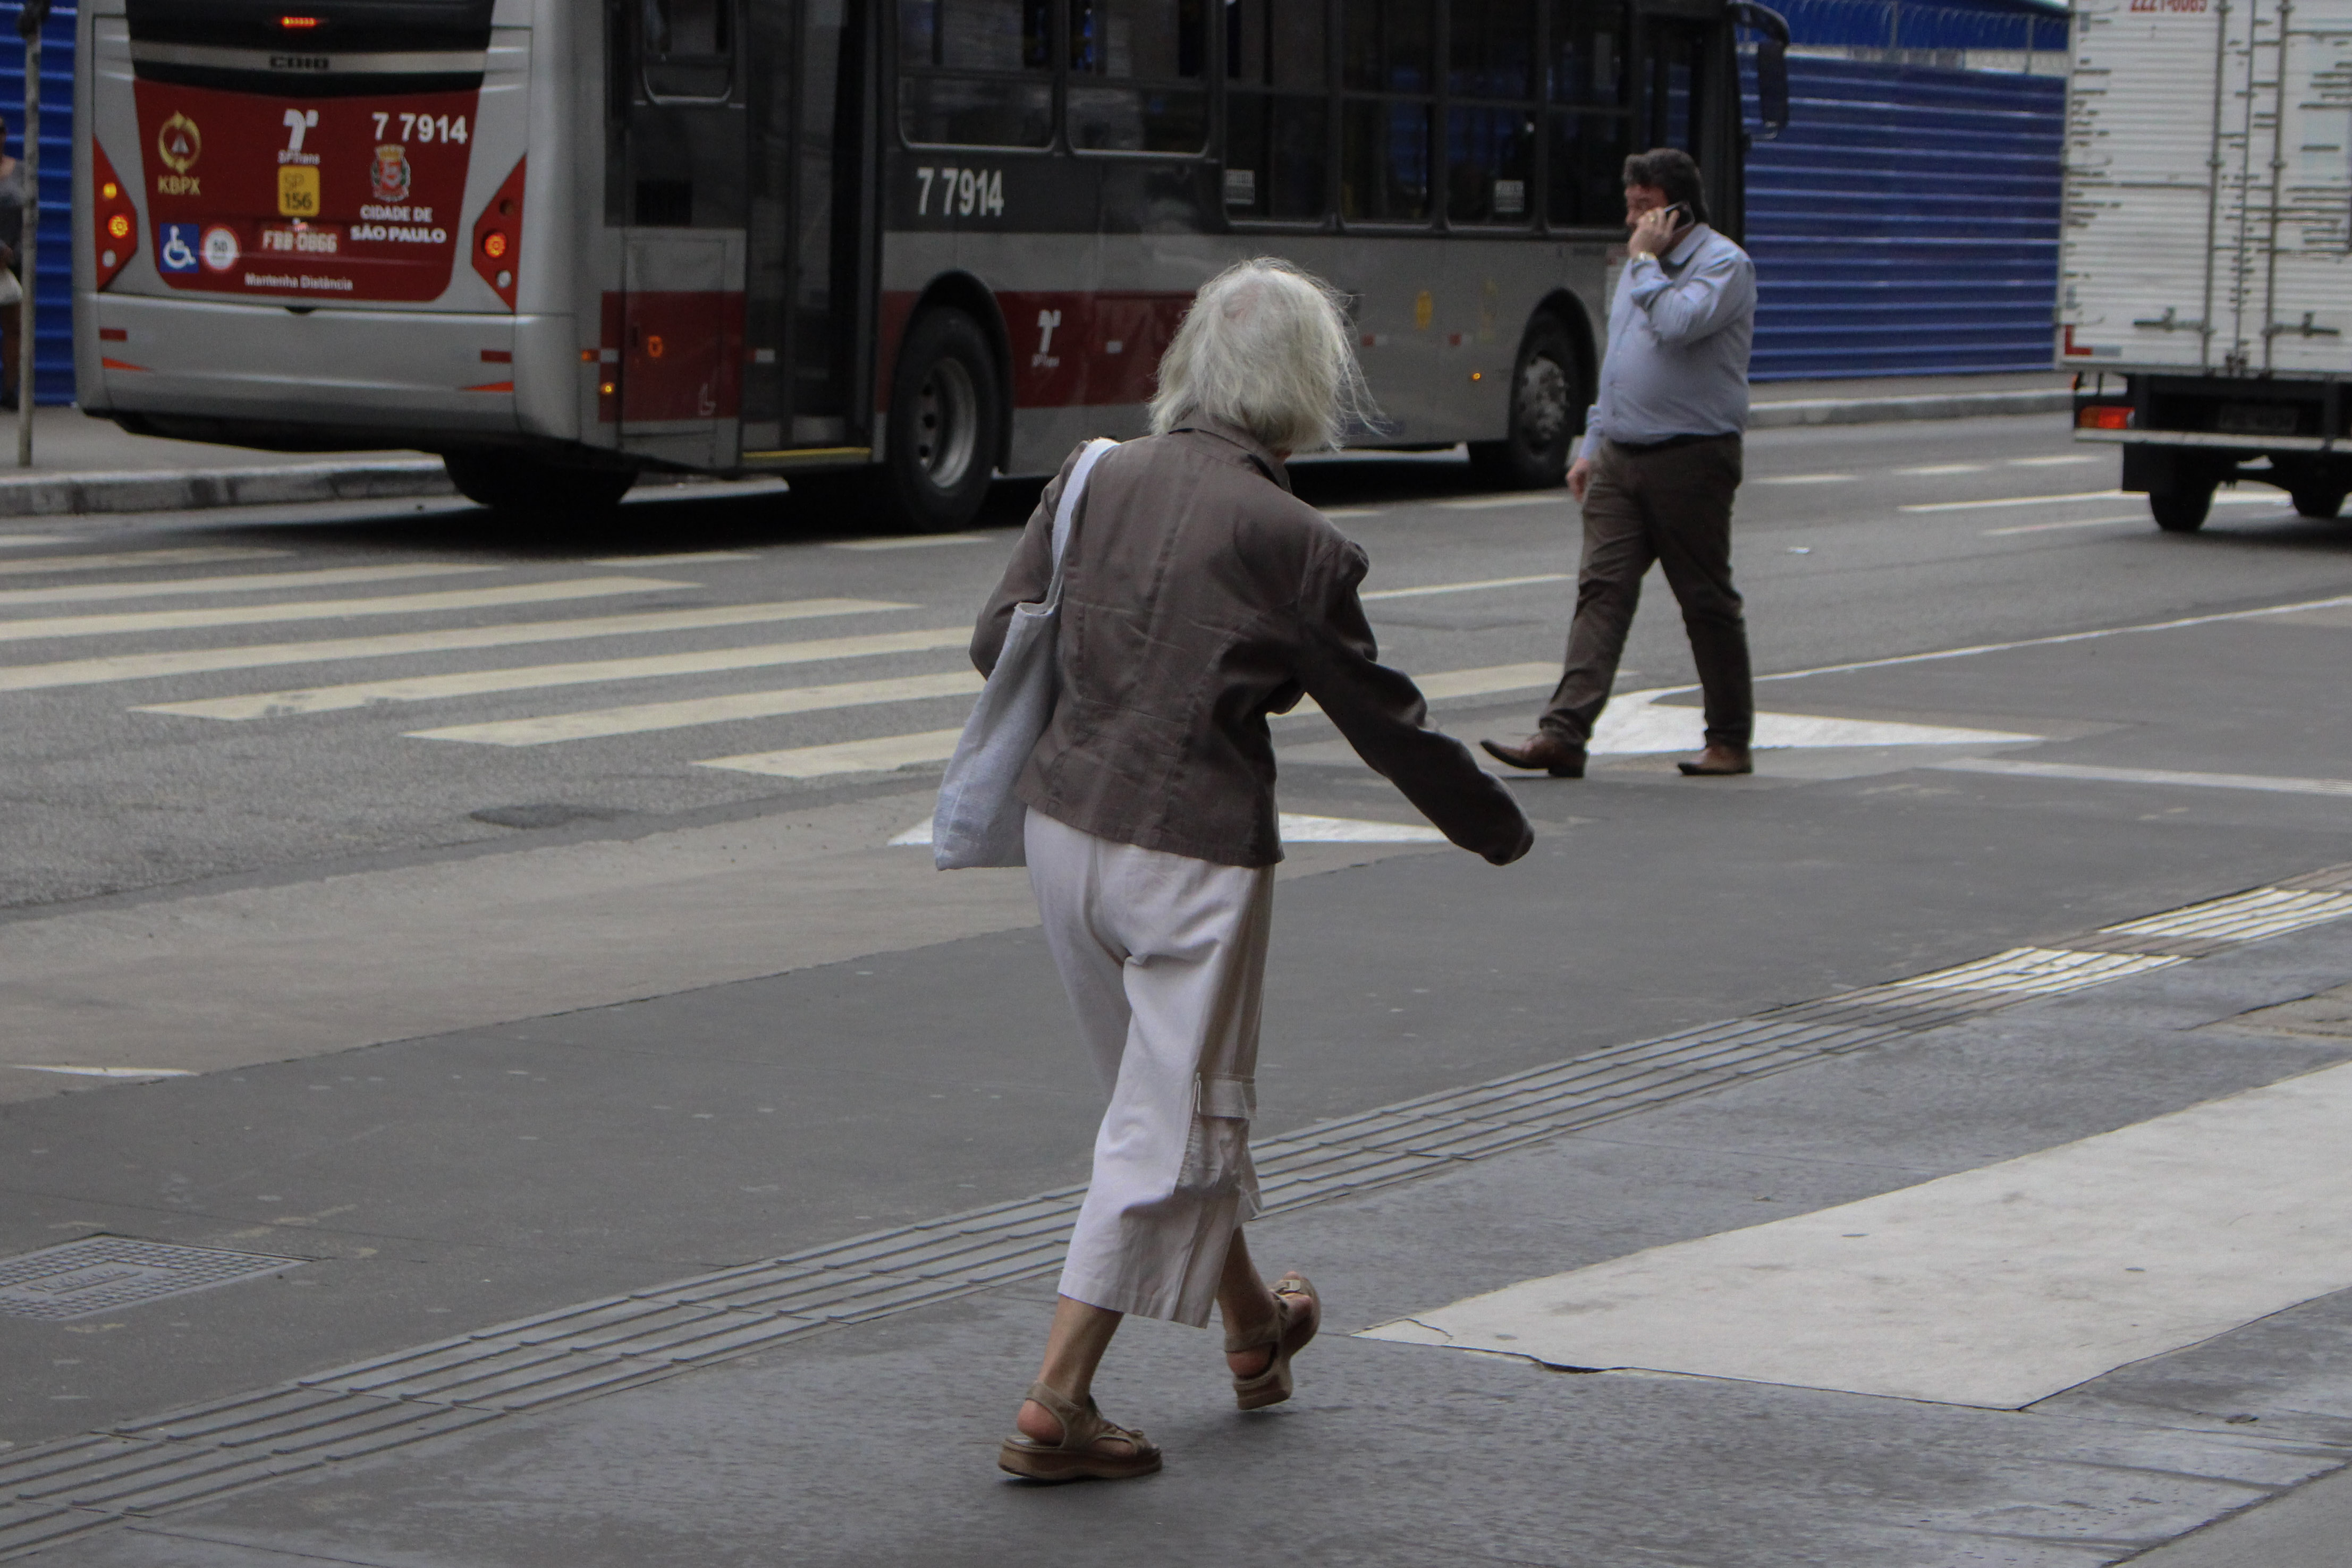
[1728,3,1792,139]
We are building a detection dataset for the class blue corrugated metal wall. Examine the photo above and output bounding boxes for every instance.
[1741,25,2067,379]
[3,3,75,405]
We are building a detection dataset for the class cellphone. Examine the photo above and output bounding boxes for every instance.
[1661,202,1694,228]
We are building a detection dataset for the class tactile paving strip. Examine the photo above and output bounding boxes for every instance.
[3,868,2347,1557]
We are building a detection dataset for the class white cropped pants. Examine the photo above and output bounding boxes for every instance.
[1025,809,1275,1328]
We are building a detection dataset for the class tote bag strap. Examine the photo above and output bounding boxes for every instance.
[1045,438,1118,600]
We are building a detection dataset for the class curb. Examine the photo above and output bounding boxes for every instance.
[0,457,454,519]
[1749,388,2072,429]
[0,389,2072,519]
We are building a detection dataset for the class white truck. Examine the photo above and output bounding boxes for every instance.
[2060,0,2352,529]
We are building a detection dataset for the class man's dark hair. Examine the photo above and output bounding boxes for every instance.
[1622,148,1707,225]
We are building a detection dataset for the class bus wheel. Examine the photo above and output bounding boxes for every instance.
[2291,484,2346,520]
[881,308,1003,532]
[444,452,636,524]
[2147,481,2214,533]
[1468,315,1577,489]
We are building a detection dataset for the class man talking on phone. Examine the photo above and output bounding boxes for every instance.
[1484,148,1759,779]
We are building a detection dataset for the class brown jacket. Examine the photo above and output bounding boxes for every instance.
[972,422,1533,869]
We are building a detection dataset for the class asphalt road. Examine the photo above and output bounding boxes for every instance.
[3,414,2351,1566]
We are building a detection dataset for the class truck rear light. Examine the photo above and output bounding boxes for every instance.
[90,141,137,290]
[2077,405,2131,431]
[471,158,526,310]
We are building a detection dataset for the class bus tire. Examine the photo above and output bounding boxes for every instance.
[444,452,635,524]
[880,307,1003,532]
[2290,484,2346,520]
[1468,314,1578,490]
[2147,482,2213,533]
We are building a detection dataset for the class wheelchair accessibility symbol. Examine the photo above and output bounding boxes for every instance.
[158,224,199,274]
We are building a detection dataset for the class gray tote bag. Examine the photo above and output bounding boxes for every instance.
[932,437,1116,870]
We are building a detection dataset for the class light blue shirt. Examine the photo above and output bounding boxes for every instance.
[1580,223,1757,462]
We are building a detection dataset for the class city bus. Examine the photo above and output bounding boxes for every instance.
[74,0,1786,530]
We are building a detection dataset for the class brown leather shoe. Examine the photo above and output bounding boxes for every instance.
[1480,733,1586,778]
[1677,743,1753,776]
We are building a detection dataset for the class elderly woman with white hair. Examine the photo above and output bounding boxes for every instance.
[974,258,1533,1482]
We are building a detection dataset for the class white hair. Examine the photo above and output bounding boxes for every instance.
[1147,258,1375,453]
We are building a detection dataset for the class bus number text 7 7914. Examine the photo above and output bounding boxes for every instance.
[915,166,1003,219]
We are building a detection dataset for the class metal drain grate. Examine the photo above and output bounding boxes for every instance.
[2103,887,2352,945]
[0,1239,303,1324]
[1891,946,2186,998]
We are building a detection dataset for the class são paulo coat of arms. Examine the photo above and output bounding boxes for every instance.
[370,143,412,203]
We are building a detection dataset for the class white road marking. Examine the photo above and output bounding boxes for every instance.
[1359,1058,2352,1408]
[585,551,757,566]
[1896,463,1984,475]
[1753,473,1854,485]
[0,534,70,548]
[1905,488,2282,513]
[0,561,487,609]
[11,1064,194,1078]
[135,626,974,719]
[2007,453,2102,467]
[1892,945,2184,996]
[1289,663,1561,719]
[1931,757,2352,799]
[409,669,984,747]
[1363,573,1569,601]
[697,728,967,779]
[887,811,1444,847]
[2105,887,2352,943]
[830,533,992,550]
[0,598,908,692]
[1373,1067,2352,1410]
[0,577,690,646]
[1982,514,2143,537]
[0,546,290,578]
[1750,589,2352,690]
[1434,493,1570,510]
[1323,507,1381,518]
[1587,689,2035,756]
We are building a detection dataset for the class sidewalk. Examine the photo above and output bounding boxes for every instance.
[0,372,2073,520]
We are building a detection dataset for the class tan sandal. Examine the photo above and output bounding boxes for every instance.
[1227,1270,1319,1411]
[997,1380,1163,1482]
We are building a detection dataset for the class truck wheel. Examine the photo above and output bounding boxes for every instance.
[2290,485,2346,520]
[879,307,1003,532]
[1469,315,1578,489]
[2148,482,2214,533]
[444,452,635,524]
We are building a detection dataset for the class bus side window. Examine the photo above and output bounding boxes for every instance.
[1068,0,1208,154]
[900,0,1056,147]
[1445,0,1535,226]
[1545,0,1631,228]
[1223,0,1327,220]
[1339,0,1435,224]
[642,0,738,101]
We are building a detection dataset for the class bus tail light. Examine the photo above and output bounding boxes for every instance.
[472,157,526,310]
[2077,404,2131,431]
[91,141,136,291]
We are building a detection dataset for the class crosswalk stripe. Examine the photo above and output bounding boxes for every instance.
[136,626,975,719]
[697,661,1566,778]
[0,546,290,578]
[0,561,487,609]
[0,598,913,693]
[697,727,968,779]
[0,577,688,645]
[1434,493,1571,511]
[1364,574,1567,601]
[408,669,984,747]
[0,534,69,548]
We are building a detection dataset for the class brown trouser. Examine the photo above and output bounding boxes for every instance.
[1540,434,1753,750]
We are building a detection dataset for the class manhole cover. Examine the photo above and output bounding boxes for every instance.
[0,1236,304,1323]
